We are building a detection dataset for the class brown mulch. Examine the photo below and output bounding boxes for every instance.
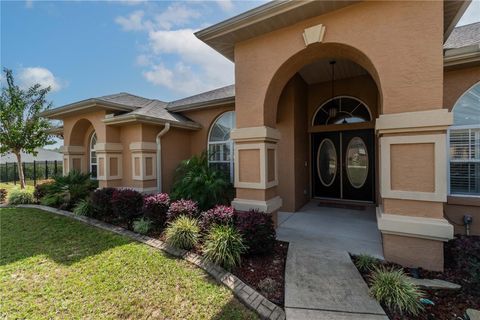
[352,236,480,320]
[232,241,289,306]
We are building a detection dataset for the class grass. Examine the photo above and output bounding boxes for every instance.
[0,182,35,195]
[0,208,258,319]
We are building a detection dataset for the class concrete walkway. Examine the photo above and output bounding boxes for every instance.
[277,202,383,258]
[280,202,387,319]
[285,243,388,319]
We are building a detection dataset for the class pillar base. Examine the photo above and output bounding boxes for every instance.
[232,196,282,213]
[382,233,444,271]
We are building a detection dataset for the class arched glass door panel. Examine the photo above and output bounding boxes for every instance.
[313,97,371,125]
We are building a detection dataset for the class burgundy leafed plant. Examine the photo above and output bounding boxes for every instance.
[234,209,275,255]
[167,199,199,221]
[142,193,170,227]
[111,188,144,224]
[201,205,234,231]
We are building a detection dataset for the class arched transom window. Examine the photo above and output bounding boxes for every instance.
[208,111,235,182]
[449,82,480,196]
[90,132,97,179]
[313,96,372,126]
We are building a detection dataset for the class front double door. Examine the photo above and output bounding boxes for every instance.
[312,129,375,202]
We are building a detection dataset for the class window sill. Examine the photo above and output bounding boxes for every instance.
[447,195,480,207]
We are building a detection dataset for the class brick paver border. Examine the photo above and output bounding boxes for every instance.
[16,204,286,320]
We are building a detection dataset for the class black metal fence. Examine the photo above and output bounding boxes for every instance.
[0,160,62,186]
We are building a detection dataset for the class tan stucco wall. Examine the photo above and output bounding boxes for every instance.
[277,75,309,212]
[443,66,480,111]
[234,0,444,128]
[383,234,444,271]
[181,104,235,156]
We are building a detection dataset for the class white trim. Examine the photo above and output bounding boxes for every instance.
[380,134,447,202]
[94,143,123,152]
[231,126,281,142]
[62,146,85,154]
[232,196,283,213]
[303,24,326,46]
[129,142,157,152]
[376,109,453,134]
[89,132,97,178]
[312,96,372,126]
[131,153,156,181]
[234,142,278,189]
[376,207,453,242]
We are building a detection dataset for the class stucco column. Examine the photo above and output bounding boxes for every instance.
[231,126,283,224]
[95,143,123,188]
[61,146,85,175]
[375,109,454,271]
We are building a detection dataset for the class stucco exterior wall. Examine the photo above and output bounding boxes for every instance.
[234,0,444,128]
[443,66,480,236]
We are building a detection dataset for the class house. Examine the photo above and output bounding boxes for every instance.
[41,0,480,271]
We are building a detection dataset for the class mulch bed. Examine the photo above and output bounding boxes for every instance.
[233,241,289,306]
[353,235,480,320]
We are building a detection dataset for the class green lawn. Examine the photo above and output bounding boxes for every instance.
[0,208,257,319]
[0,182,35,195]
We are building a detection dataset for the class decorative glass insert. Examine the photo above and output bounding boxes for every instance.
[346,137,368,188]
[313,97,371,125]
[317,139,337,187]
[208,112,235,182]
[449,82,480,196]
[90,132,97,179]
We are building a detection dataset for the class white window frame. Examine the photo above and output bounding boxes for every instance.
[89,132,97,179]
[448,81,480,198]
[448,124,480,197]
[207,111,235,182]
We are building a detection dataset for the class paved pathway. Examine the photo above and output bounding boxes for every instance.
[285,242,388,320]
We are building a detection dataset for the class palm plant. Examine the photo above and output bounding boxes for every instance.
[171,152,234,211]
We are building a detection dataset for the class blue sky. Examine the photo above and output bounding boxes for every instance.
[1,0,480,147]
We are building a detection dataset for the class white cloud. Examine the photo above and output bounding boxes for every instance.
[25,0,33,9]
[143,29,233,94]
[115,10,147,31]
[216,0,233,11]
[18,67,63,92]
[154,3,200,30]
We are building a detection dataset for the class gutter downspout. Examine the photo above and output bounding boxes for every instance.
[156,123,170,193]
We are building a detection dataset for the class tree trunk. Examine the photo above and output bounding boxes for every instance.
[14,151,25,189]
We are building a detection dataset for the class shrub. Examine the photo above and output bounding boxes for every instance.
[73,199,94,216]
[8,189,34,205]
[142,193,170,227]
[355,254,380,272]
[111,189,144,224]
[133,218,152,235]
[41,191,69,208]
[33,179,55,202]
[0,188,6,204]
[171,152,234,211]
[200,205,234,231]
[369,267,424,316]
[167,199,199,221]
[165,215,200,250]
[90,187,116,220]
[234,209,275,255]
[446,235,480,291]
[203,225,247,271]
[38,171,97,210]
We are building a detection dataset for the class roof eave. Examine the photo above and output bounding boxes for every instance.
[167,97,235,112]
[444,0,472,42]
[444,44,480,69]
[40,99,138,119]
[103,114,202,130]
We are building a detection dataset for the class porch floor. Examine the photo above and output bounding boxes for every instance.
[277,200,384,258]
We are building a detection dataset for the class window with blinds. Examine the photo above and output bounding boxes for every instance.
[449,82,480,197]
[449,128,480,195]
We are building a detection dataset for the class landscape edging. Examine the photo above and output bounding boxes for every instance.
[15,204,286,320]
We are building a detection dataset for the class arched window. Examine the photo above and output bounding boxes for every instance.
[313,96,372,125]
[90,132,97,179]
[449,82,480,196]
[208,111,235,182]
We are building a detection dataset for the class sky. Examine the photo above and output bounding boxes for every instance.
[1,0,480,149]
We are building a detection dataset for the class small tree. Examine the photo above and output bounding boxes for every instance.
[0,68,54,189]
